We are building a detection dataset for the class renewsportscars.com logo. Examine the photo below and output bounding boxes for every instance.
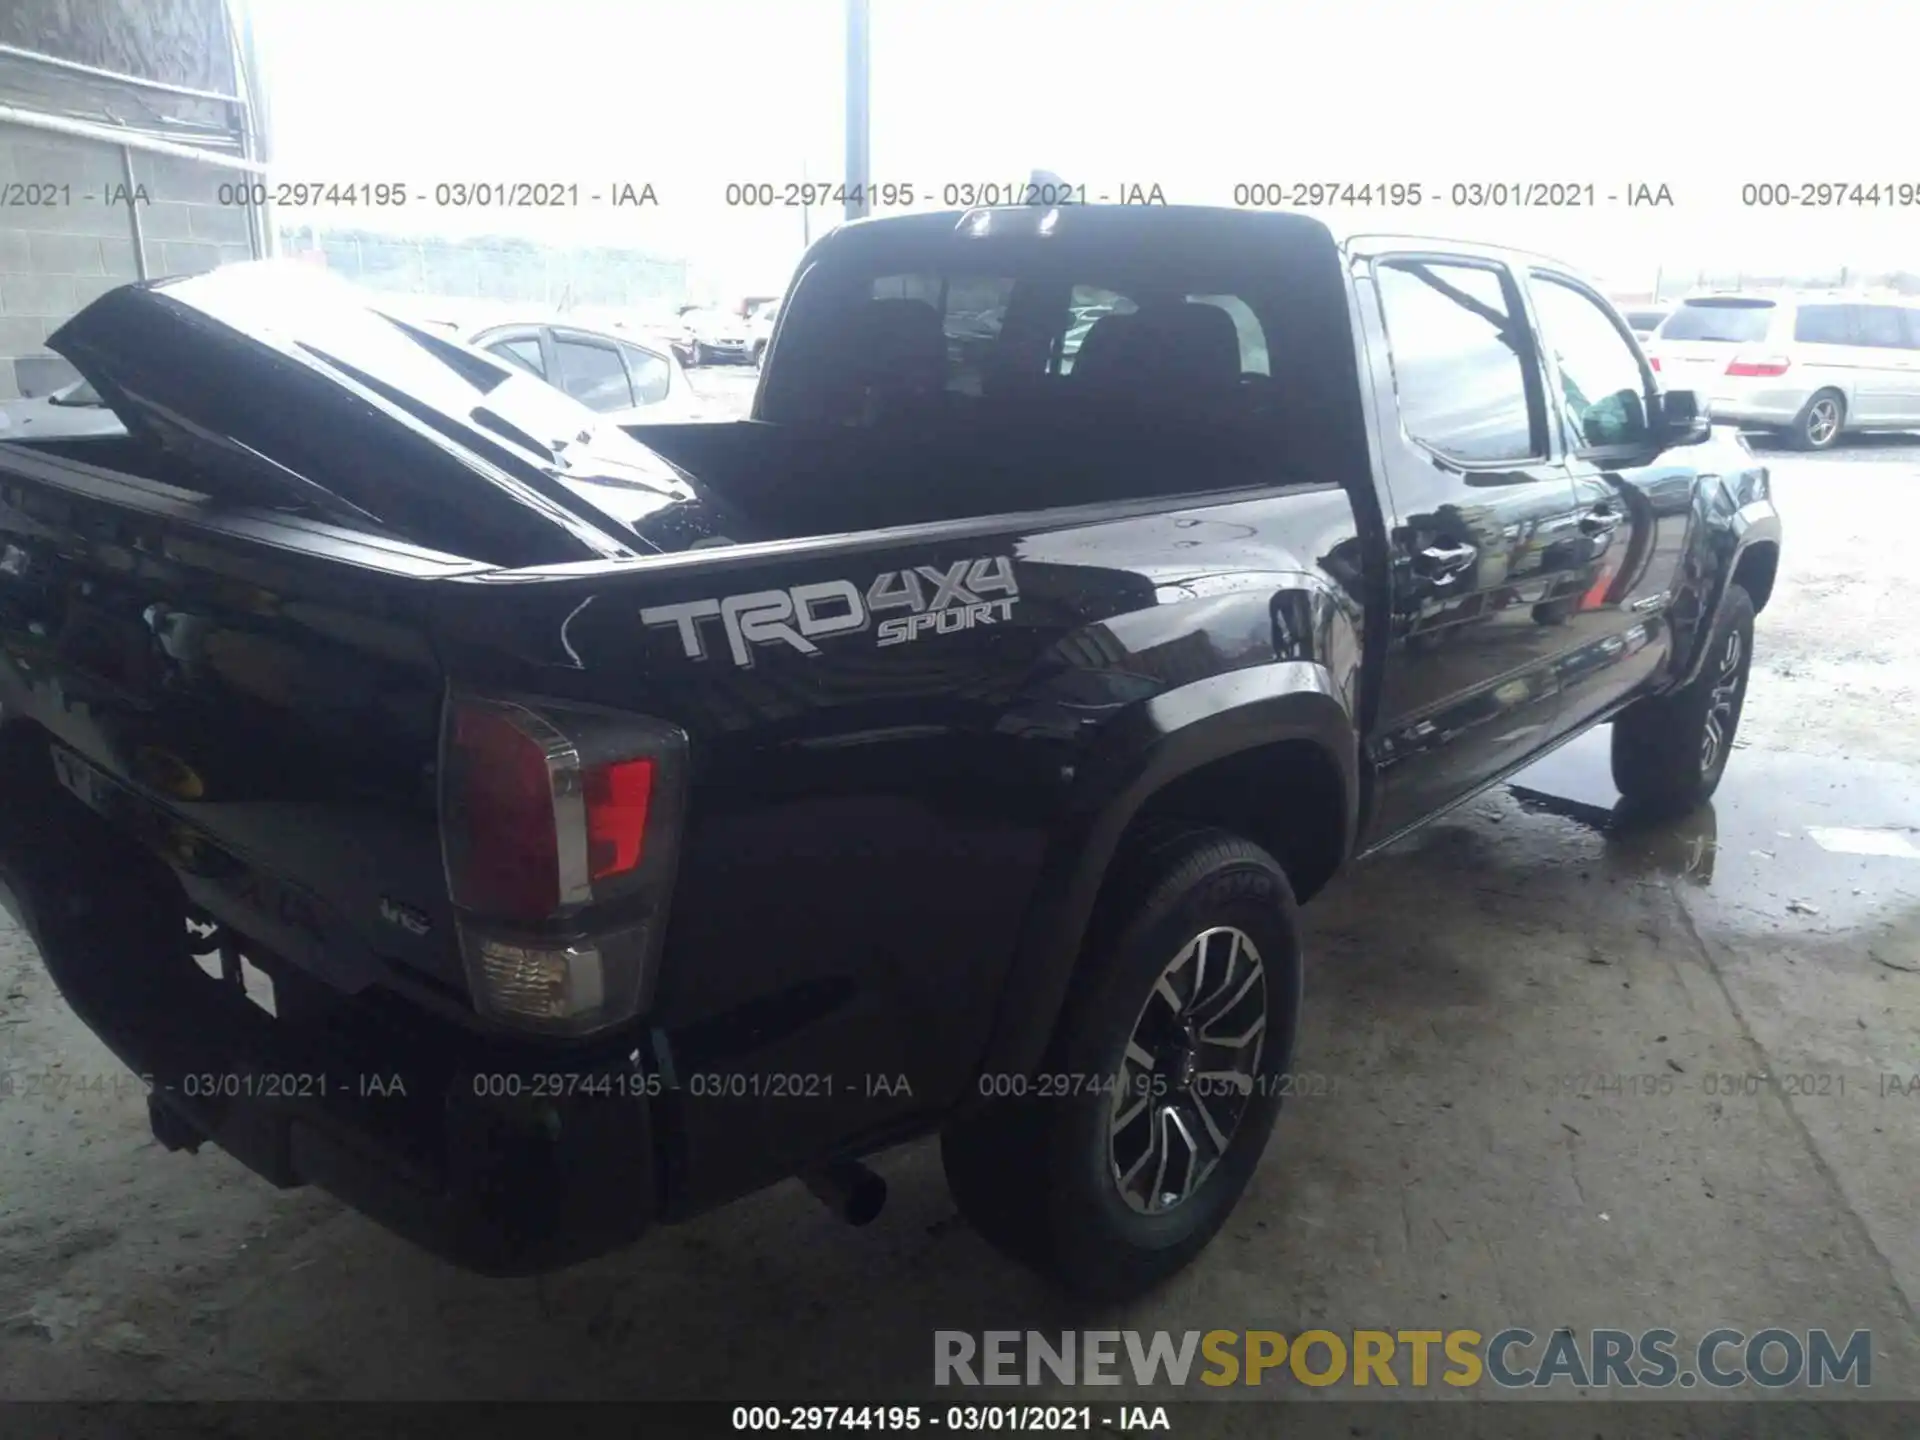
[640,555,1019,668]
[934,1328,1874,1390]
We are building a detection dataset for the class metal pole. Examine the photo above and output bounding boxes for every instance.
[844,0,871,223]
[0,41,247,106]
[0,103,264,171]
[121,147,150,280]
[233,0,278,258]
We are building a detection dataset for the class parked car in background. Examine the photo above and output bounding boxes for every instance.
[746,302,778,365]
[1620,304,1670,340]
[647,309,696,366]
[1647,291,1920,449]
[680,308,756,367]
[466,318,713,424]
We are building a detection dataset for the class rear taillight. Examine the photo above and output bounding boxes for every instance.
[1726,355,1791,377]
[586,758,654,880]
[1648,356,1661,371]
[440,692,688,1035]
[444,701,563,918]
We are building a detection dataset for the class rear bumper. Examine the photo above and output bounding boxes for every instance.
[1701,379,1817,428]
[0,776,662,1277]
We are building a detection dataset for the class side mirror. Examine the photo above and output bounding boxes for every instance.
[1657,388,1712,445]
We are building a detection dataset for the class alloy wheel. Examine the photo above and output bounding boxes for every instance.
[1701,629,1745,775]
[1806,398,1841,447]
[1110,925,1268,1215]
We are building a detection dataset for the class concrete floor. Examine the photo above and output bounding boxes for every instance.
[1,417,1917,1408]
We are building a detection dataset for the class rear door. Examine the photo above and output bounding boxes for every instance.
[1350,247,1590,839]
[1783,302,1861,417]
[1901,308,1920,421]
[1521,267,1688,725]
[1846,304,1920,423]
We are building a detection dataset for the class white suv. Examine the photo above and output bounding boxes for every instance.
[1647,292,1920,450]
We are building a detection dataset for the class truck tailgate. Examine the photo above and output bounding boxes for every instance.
[0,445,477,1005]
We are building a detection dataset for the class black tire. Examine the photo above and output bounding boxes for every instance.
[941,827,1303,1300]
[1611,583,1756,817]
[1786,389,1845,451]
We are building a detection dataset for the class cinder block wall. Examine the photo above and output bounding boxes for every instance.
[2,125,255,398]
[2,126,137,398]
[131,150,257,278]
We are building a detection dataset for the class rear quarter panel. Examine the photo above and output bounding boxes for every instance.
[427,485,1366,1210]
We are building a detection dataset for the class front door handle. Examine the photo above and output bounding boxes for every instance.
[1416,542,1478,581]
[1579,507,1623,537]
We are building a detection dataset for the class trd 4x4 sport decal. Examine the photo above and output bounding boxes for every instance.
[639,555,1019,668]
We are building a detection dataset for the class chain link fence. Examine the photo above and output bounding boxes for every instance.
[278,224,690,329]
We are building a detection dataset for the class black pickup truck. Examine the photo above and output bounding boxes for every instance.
[0,206,1780,1299]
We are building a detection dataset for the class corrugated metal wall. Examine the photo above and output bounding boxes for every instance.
[0,0,260,398]
[1,0,236,93]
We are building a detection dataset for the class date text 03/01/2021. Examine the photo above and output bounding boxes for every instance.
[729,1405,1168,1433]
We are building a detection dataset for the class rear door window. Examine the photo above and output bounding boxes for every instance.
[1374,258,1540,464]
[553,335,634,412]
[621,343,672,405]
[1793,305,1854,345]
[1527,273,1651,449]
[486,336,547,377]
[1663,300,1776,343]
[1851,305,1909,349]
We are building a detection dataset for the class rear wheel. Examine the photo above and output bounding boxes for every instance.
[941,827,1302,1299]
[1787,389,1845,450]
[1611,583,1756,817]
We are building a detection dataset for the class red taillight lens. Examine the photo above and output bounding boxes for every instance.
[1648,356,1661,371]
[586,757,653,880]
[1727,356,1790,377]
[445,700,560,919]
[442,696,682,920]
[439,692,689,1036]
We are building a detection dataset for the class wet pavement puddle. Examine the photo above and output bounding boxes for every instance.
[1505,727,1920,960]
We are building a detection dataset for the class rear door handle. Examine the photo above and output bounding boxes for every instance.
[1417,542,1478,581]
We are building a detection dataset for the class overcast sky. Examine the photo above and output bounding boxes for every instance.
[246,0,1920,295]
